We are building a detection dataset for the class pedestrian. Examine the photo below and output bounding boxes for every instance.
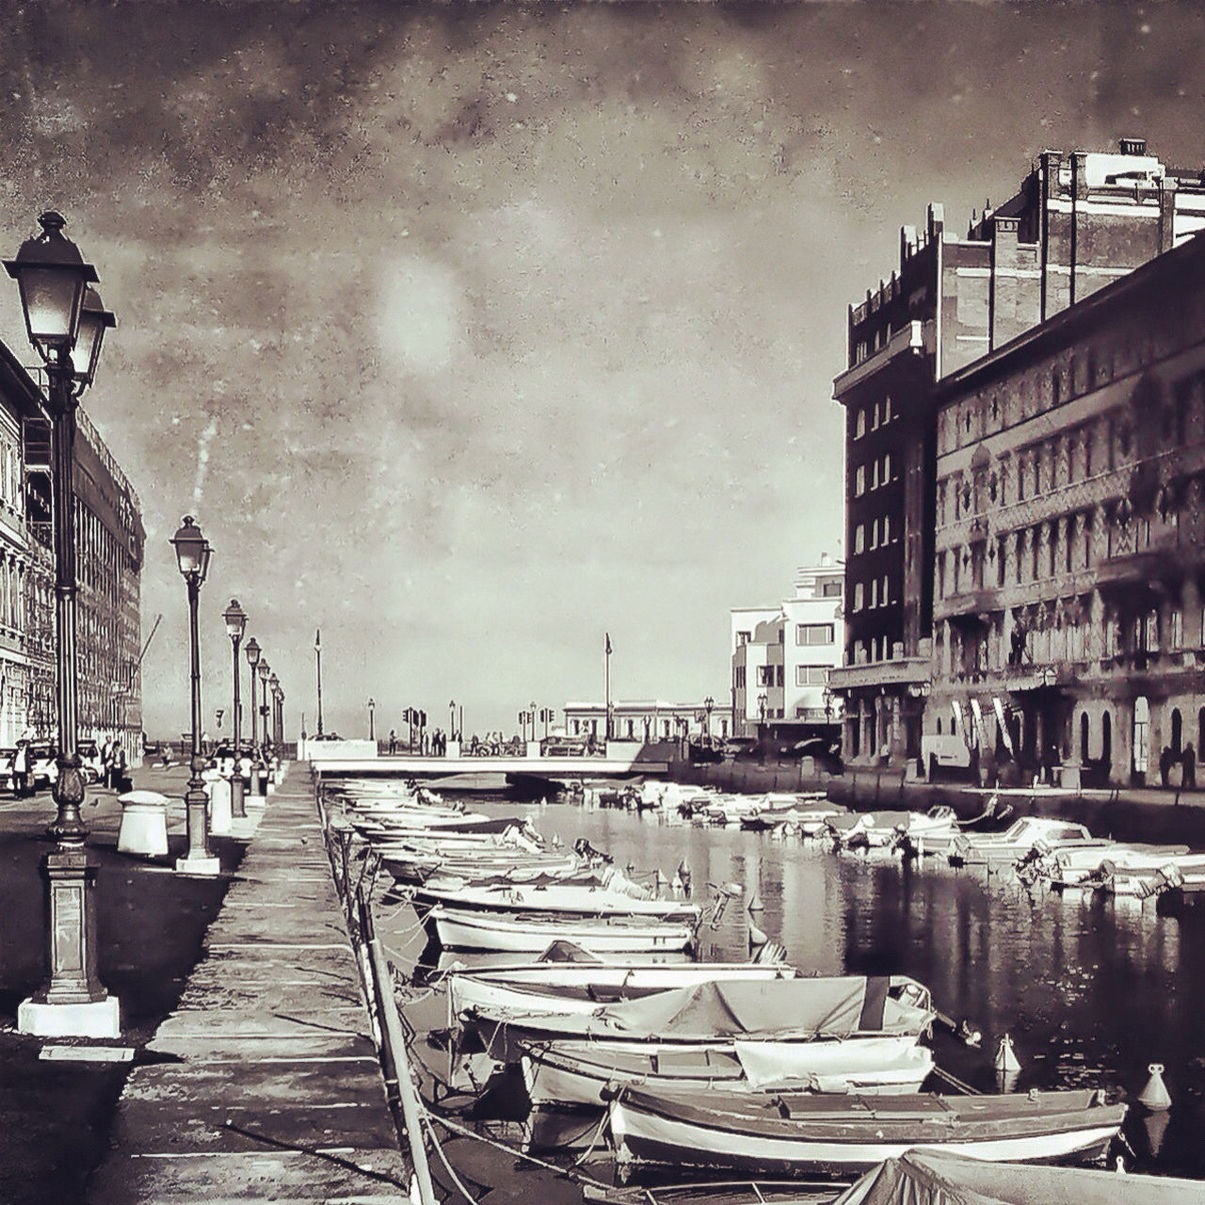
[1184,743,1197,790]
[388,728,397,755]
[102,738,115,789]
[1160,745,1174,789]
[114,741,129,793]
[12,739,29,797]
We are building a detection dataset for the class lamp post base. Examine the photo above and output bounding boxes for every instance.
[18,994,121,1039]
[175,853,221,877]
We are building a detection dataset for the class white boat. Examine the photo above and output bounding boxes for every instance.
[448,958,799,1023]
[466,975,934,1067]
[608,1083,1127,1173]
[949,816,1101,867]
[1036,842,1187,892]
[414,880,700,922]
[521,1039,934,1108]
[426,905,697,954]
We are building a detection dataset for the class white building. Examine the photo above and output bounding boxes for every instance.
[731,555,845,738]
[563,699,727,745]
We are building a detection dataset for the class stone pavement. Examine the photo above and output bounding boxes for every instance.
[87,766,409,1203]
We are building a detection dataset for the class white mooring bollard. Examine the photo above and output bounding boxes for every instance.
[1138,1062,1172,1111]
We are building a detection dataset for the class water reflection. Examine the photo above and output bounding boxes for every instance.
[378,792,1205,1182]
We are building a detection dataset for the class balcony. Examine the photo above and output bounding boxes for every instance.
[828,656,930,691]
[833,321,928,397]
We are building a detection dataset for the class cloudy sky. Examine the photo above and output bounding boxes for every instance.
[1,1,1202,740]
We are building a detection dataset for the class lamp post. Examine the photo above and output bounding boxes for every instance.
[314,628,324,737]
[757,692,768,723]
[367,697,376,743]
[703,695,715,742]
[7,211,122,1037]
[258,660,271,752]
[244,637,261,753]
[223,598,247,819]
[447,699,456,742]
[172,516,220,877]
[269,675,281,745]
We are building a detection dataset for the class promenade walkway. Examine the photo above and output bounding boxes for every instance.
[88,767,409,1203]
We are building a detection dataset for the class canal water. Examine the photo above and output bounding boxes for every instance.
[377,791,1205,1197]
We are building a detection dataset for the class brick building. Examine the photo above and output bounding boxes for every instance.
[829,139,1205,772]
[931,228,1205,788]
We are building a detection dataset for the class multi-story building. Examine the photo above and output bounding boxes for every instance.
[930,226,1205,788]
[830,139,1205,772]
[0,341,144,760]
[730,555,844,739]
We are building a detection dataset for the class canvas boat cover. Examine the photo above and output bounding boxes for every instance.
[509,976,932,1040]
[833,1148,1205,1205]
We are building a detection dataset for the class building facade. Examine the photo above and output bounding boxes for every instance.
[563,699,727,745]
[730,555,844,739]
[930,228,1205,788]
[830,139,1205,772]
[0,341,144,759]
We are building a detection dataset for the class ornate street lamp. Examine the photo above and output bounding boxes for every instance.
[244,637,261,752]
[7,212,119,1037]
[368,697,376,743]
[222,598,247,819]
[171,516,219,877]
[258,659,271,750]
[448,699,455,741]
[269,674,281,745]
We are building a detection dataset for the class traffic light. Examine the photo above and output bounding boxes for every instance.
[418,710,427,728]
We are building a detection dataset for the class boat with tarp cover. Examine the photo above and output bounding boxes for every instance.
[832,1147,1205,1204]
[466,975,934,1067]
[607,1082,1126,1173]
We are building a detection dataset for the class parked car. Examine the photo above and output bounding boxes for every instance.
[77,738,103,784]
[28,742,58,790]
[722,737,760,761]
[784,737,843,774]
[541,734,588,757]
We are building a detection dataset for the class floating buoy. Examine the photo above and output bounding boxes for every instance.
[748,890,764,913]
[670,872,683,894]
[748,921,768,949]
[1138,1062,1172,1111]
[994,1034,1021,1074]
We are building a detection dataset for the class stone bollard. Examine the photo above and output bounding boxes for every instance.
[116,790,170,858]
[206,774,233,836]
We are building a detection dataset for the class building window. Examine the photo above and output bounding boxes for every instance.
[870,578,879,608]
[855,409,867,439]
[854,582,864,611]
[796,665,829,686]
[734,666,746,688]
[881,574,889,604]
[882,452,891,483]
[736,630,751,645]
[797,623,835,645]
[855,465,865,496]
[775,665,784,687]
[854,524,865,554]
[1171,608,1183,650]
[882,514,891,543]
[822,581,842,597]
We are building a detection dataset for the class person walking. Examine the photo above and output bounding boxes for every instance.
[388,728,397,755]
[12,739,29,797]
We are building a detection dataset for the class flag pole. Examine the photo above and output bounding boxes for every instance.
[604,632,612,743]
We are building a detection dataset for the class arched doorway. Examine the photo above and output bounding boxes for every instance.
[1102,711,1112,773]
[1132,697,1150,785]
[1171,708,1184,756]
[1080,712,1090,764]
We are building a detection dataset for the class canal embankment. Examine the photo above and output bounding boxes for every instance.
[668,757,1205,846]
[88,765,411,1204]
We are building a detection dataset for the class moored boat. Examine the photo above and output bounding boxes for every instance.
[949,816,1102,867]
[607,1082,1127,1173]
[425,904,697,954]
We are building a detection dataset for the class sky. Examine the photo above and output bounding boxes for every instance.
[0,1,1202,741]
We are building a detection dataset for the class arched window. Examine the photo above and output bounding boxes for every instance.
[1080,712,1090,763]
[1102,711,1112,768]
[1172,708,1184,755]
[1198,707,1205,754]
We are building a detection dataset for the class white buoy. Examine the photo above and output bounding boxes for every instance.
[1138,1062,1172,1111]
[670,872,683,894]
[994,1033,1021,1074]
[748,921,768,949]
[748,890,764,913]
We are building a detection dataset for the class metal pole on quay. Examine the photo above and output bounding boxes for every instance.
[7,211,121,1037]
[223,598,247,820]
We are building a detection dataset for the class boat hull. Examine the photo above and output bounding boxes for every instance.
[428,906,695,953]
[608,1087,1125,1173]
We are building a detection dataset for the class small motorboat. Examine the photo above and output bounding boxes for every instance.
[949,816,1101,867]
[607,1083,1127,1173]
[424,904,698,954]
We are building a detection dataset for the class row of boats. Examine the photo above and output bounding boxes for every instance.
[323,776,1161,1190]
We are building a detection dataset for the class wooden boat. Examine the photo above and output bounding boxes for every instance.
[425,904,697,954]
[448,959,799,1024]
[414,880,699,922]
[607,1083,1127,1173]
[521,1039,934,1109]
[833,1147,1205,1204]
[465,976,934,1066]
